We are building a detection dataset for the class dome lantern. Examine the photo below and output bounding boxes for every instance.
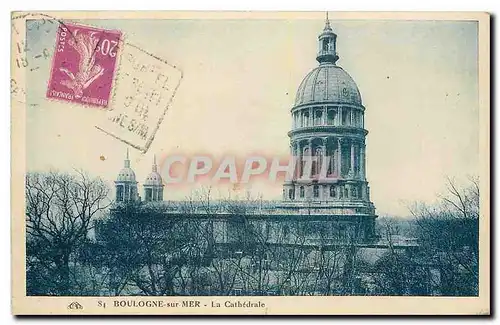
[316,12,339,65]
[293,13,362,108]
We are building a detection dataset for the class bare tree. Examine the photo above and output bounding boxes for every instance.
[95,202,208,296]
[368,222,427,295]
[25,170,110,295]
[410,176,479,296]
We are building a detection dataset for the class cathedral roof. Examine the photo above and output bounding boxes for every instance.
[294,64,362,107]
[144,171,163,186]
[116,167,136,182]
[116,148,137,183]
[144,155,163,187]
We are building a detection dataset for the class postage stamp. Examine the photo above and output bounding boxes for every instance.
[12,12,181,152]
[46,22,121,108]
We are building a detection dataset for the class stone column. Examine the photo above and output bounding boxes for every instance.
[297,142,302,179]
[323,106,327,125]
[309,107,313,126]
[350,140,355,175]
[308,139,313,178]
[295,142,300,179]
[360,143,365,179]
[338,106,343,126]
[330,138,337,174]
[322,137,328,176]
[337,137,342,177]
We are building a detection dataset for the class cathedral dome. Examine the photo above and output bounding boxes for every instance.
[294,64,362,107]
[144,155,164,187]
[116,167,136,182]
[144,171,163,186]
[116,149,137,183]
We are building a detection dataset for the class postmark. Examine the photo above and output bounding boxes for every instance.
[11,13,60,105]
[46,22,121,108]
[95,43,183,153]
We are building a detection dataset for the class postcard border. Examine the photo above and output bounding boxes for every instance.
[11,10,491,316]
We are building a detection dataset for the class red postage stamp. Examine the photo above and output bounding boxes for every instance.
[46,22,121,108]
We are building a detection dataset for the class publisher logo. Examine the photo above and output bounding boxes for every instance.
[67,301,84,310]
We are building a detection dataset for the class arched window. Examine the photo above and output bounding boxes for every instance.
[300,186,305,198]
[116,185,124,202]
[342,109,349,125]
[327,108,336,125]
[313,185,319,198]
[322,39,329,51]
[351,186,357,198]
[344,188,349,198]
[330,185,335,197]
[339,186,343,199]
[288,188,294,200]
[302,147,310,178]
[123,185,129,200]
[315,110,322,125]
[145,188,152,201]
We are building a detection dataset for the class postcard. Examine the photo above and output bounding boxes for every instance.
[11,11,490,315]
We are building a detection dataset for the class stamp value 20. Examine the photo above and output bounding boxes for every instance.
[46,22,121,108]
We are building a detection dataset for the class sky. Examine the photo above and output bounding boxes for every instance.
[24,15,479,217]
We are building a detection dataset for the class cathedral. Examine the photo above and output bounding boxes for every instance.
[113,16,378,244]
[106,16,440,296]
[279,15,377,240]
